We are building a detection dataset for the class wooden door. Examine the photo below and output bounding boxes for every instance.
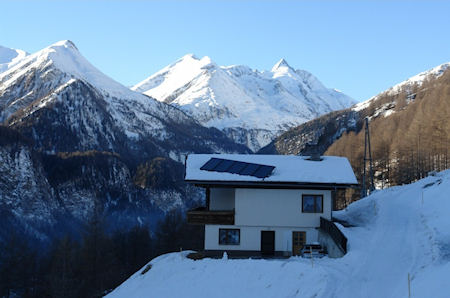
[261,231,275,255]
[292,231,306,256]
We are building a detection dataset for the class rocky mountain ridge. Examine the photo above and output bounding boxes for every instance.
[132,54,356,151]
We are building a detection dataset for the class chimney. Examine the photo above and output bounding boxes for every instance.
[310,152,322,161]
[303,143,322,161]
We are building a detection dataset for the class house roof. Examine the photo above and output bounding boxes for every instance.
[185,154,358,186]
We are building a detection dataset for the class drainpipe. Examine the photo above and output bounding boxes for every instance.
[206,188,210,210]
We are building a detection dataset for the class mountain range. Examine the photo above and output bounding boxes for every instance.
[0,39,448,243]
[132,54,355,151]
[0,41,249,243]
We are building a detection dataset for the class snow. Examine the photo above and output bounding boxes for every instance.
[0,45,28,73]
[353,62,450,112]
[108,170,450,298]
[0,40,201,143]
[185,154,357,185]
[0,40,162,108]
[132,55,356,150]
[388,62,450,95]
[0,40,150,102]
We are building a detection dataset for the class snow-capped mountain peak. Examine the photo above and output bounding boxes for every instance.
[0,45,28,73]
[132,55,356,151]
[0,45,26,64]
[271,58,291,72]
[0,41,247,162]
[0,40,152,103]
[51,39,78,50]
[132,53,218,100]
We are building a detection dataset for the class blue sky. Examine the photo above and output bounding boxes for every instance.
[1,0,449,101]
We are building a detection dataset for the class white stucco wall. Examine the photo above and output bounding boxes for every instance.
[209,188,235,210]
[205,188,332,252]
[205,225,318,252]
[235,188,332,227]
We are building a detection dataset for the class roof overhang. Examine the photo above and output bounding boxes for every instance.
[185,179,359,190]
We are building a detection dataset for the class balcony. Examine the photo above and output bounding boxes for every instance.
[187,207,235,225]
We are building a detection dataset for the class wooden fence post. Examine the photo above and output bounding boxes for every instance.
[408,273,411,298]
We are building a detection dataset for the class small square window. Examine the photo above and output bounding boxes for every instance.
[302,195,323,213]
[219,229,240,245]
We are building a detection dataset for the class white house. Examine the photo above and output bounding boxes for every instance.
[185,154,358,257]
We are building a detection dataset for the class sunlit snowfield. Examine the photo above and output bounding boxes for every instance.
[109,170,450,298]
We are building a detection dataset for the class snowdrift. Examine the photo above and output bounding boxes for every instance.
[108,170,450,298]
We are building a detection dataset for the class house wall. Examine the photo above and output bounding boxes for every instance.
[205,225,318,253]
[209,188,235,210]
[235,188,332,226]
[205,188,332,253]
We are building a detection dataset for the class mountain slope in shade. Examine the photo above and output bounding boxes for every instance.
[0,45,28,73]
[0,41,249,243]
[132,55,356,151]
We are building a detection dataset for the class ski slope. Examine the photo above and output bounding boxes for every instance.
[108,170,450,298]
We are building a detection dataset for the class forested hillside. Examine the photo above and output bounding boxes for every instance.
[260,67,450,198]
[327,69,450,188]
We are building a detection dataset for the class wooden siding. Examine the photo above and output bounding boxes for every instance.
[187,207,234,225]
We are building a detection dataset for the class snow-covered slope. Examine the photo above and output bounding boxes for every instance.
[0,45,27,73]
[108,170,450,298]
[132,55,355,151]
[354,62,450,112]
[0,41,248,159]
[388,62,450,95]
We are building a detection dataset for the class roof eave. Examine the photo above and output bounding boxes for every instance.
[185,179,359,189]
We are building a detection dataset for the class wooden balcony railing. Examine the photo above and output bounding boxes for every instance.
[320,217,347,254]
[187,207,235,225]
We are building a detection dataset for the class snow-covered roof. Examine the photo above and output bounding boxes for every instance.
[185,154,358,186]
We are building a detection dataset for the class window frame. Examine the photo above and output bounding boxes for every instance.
[301,194,324,213]
[219,228,240,245]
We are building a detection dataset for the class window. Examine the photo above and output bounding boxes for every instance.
[219,229,240,245]
[302,194,323,213]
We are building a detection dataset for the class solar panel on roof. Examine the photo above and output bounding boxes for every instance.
[214,159,234,172]
[199,158,275,179]
[253,165,275,178]
[200,158,223,171]
[228,161,248,174]
[239,163,260,176]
